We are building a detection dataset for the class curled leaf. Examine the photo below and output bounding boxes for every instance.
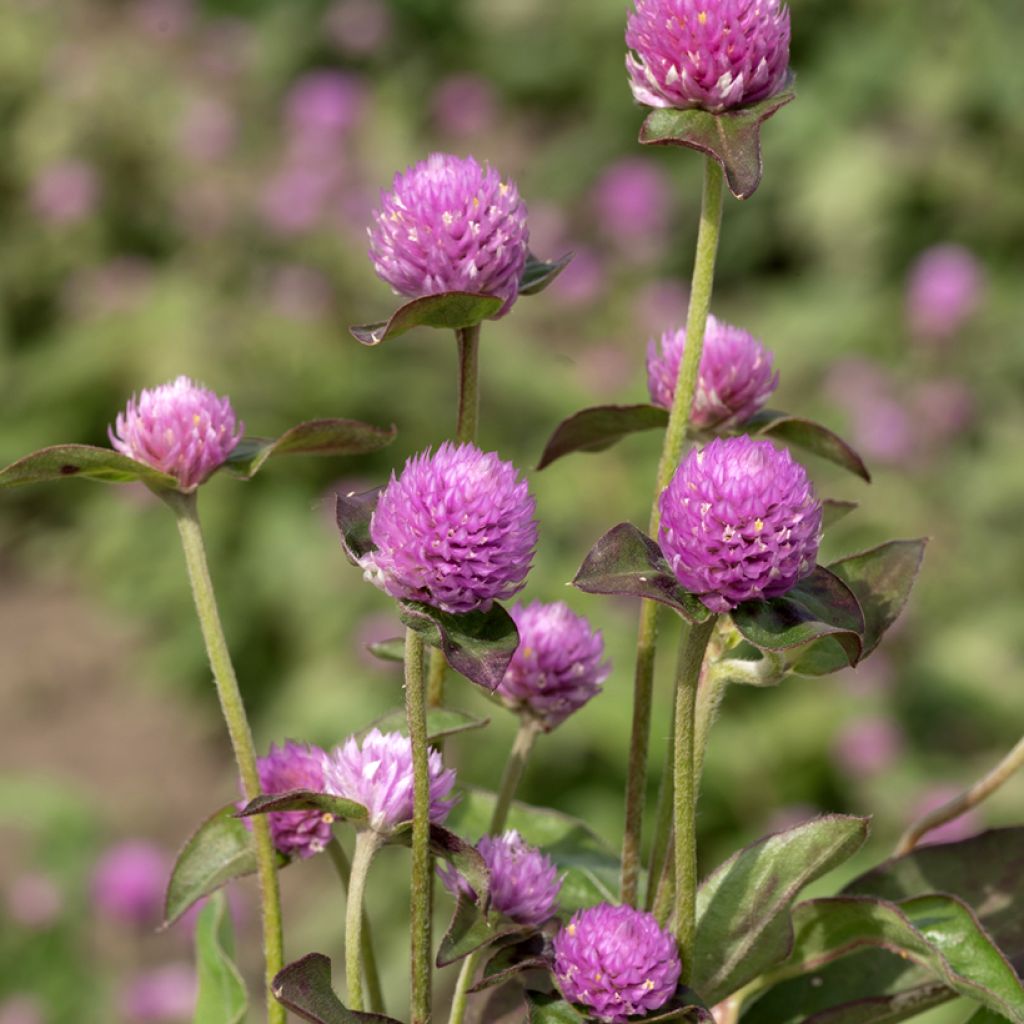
[335,487,381,565]
[349,292,503,346]
[272,953,401,1023]
[0,444,177,490]
[519,252,574,296]
[537,404,669,470]
[745,410,870,483]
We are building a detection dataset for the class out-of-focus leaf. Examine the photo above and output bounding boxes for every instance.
[366,637,405,662]
[335,487,381,565]
[349,292,503,345]
[272,953,400,1023]
[193,891,247,1024]
[821,500,859,529]
[536,404,669,470]
[519,252,574,296]
[744,410,870,482]
[0,444,177,490]
[360,706,490,742]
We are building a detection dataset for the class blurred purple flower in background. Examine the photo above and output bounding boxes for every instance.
[432,75,499,138]
[178,96,237,163]
[30,160,99,225]
[119,964,196,1022]
[285,71,366,152]
[267,264,334,322]
[911,378,975,450]
[0,996,45,1024]
[132,0,194,41]
[260,163,342,235]
[5,872,62,929]
[592,158,669,253]
[257,741,334,859]
[912,786,983,846]
[906,244,984,341]
[833,717,905,780]
[324,0,393,56]
[550,245,605,309]
[91,841,168,928]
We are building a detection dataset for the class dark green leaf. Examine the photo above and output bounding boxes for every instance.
[193,891,247,1024]
[272,953,401,1023]
[519,252,574,296]
[642,991,715,1023]
[572,522,711,624]
[238,790,368,827]
[437,895,529,967]
[744,410,870,482]
[349,292,504,345]
[361,706,490,742]
[536,404,669,470]
[335,487,381,565]
[638,78,796,200]
[224,419,396,478]
[963,1011,1014,1023]
[0,444,178,490]
[730,567,865,667]
[526,991,587,1024]
[821,500,859,529]
[366,637,405,663]
[694,814,869,1005]
[399,600,519,691]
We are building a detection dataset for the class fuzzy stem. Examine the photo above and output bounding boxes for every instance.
[339,832,383,1013]
[645,688,677,914]
[455,324,481,445]
[620,157,725,906]
[167,490,285,1024]
[447,948,484,1024]
[896,733,1024,856]
[489,717,541,835]
[673,615,717,979]
[427,648,448,709]
[405,627,432,1024]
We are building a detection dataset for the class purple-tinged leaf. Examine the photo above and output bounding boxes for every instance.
[238,789,369,827]
[193,892,247,1024]
[399,600,519,691]
[638,77,796,200]
[335,487,380,565]
[437,895,530,968]
[821,499,859,529]
[472,933,551,993]
[572,523,711,624]
[360,706,490,743]
[349,292,504,346]
[519,252,574,296]
[272,953,401,1023]
[537,404,669,470]
[744,410,870,482]
[0,444,177,490]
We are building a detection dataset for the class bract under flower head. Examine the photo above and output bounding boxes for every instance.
[646,314,778,428]
[658,435,821,612]
[363,442,537,615]
[626,0,791,113]
[553,903,681,1022]
[498,601,609,731]
[368,153,529,316]
[257,741,333,859]
[109,376,242,491]
[319,729,456,836]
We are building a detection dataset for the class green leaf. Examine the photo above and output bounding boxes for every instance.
[963,1011,1014,1023]
[730,567,865,668]
[224,419,396,479]
[638,78,796,200]
[693,814,870,1005]
[361,706,490,743]
[572,522,711,624]
[366,637,405,662]
[519,251,574,296]
[526,991,587,1024]
[349,292,504,345]
[272,953,401,1023]
[437,895,529,967]
[193,891,247,1024]
[399,600,519,691]
[335,487,381,565]
[238,790,368,827]
[0,443,178,490]
[821,500,859,529]
[473,934,551,993]
[536,404,669,470]
[744,410,870,482]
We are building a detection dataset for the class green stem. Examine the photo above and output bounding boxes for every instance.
[335,833,383,1013]
[673,615,717,979]
[326,839,385,1014]
[489,717,541,835]
[427,648,448,709]
[405,628,432,1024]
[620,156,725,906]
[645,688,677,914]
[167,490,285,1024]
[455,324,481,445]
[447,948,484,1024]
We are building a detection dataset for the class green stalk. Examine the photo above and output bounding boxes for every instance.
[489,717,541,835]
[405,627,432,1024]
[166,490,285,1024]
[620,157,725,905]
[339,832,383,1013]
[446,948,484,1024]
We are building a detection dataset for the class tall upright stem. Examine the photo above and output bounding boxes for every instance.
[343,831,382,1012]
[455,324,481,445]
[620,157,725,905]
[405,627,432,1024]
[489,718,541,835]
[673,615,716,979]
[167,491,285,1024]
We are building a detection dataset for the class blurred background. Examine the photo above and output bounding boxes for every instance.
[1,0,1022,1020]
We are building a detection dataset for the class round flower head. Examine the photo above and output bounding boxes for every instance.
[646,314,778,428]
[368,153,529,316]
[91,841,168,927]
[658,436,821,612]
[906,244,984,340]
[363,442,537,615]
[319,729,456,835]
[498,601,610,731]
[257,741,333,859]
[109,376,242,491]
[553,904,681,1022]
[626,0,791,113]
[439,830,561,927]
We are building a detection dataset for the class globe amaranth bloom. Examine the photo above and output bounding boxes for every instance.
[257,741,334,859]
[658,435,821,612]
[626,0,791,113]
[362,442,537,615]
[438,830,561,927]
[109,376,242,491]
[553,904,681,1023]
[319,729,456,836]
[368,152,529,316]
[497,601,610,731]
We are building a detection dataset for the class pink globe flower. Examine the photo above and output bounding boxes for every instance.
[109,376,243,491]
[91,841,168,927]
[906,244,984,340]
[368,153,529,316]
[626,0,791,112]
[646,314,778,428]
[257,741,334,859]
[658,436,822,612]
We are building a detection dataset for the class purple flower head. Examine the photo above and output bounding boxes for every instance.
[368,153,529,316]
[592,158,669,244]
[109,376,242,491]
[363,442,537,615]
[833,717,904,780]
[498,601,609,731]
[646,314,778,429]
[658,436,821,612]
[119,963,196,1022]
[284,71,365,142]
[439,830,561,926]
[906,244,984,340]
[257,741,333,859]
[91,841,168,927]
[553,904,681,1022]
[626,0,791,113]
[319,729,456,835]
[432,75,499,138]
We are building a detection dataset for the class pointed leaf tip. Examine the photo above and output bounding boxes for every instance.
[537,404,669,470]
[0,444,178,490]
[518,251,574,296]
[272,953,402,1023]
[744,410,871,482]
[349,292,504,345]
[335,487,380,566]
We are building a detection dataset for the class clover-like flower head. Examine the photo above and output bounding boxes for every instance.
[257,741,333,859]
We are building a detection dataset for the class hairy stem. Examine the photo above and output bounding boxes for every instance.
[455,324,481,445]
[489,717,541,835]
[338,833,383,1013]
[446,948,484,1024]
[167,490,284,1024]
[620,157,725,906]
